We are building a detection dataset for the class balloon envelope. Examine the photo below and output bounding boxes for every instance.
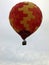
[9,2,42,40]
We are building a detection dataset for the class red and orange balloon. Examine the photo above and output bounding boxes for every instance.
[9,2,42,45]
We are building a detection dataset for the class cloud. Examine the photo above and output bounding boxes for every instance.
[0,45,49,65]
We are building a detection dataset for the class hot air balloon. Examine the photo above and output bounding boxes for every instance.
[9,2,42,45]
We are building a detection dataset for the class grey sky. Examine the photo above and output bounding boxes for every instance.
[0,0,49,65]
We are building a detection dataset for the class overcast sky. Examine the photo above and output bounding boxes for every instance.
[0,0,49,65]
